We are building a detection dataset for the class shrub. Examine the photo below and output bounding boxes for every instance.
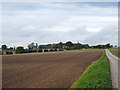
[38,49,42,52]
[9,51,13,54]
[49,49,54,52]
[16,49,38,54]
[6,51,9,54]
[59,49,63,51]
[6,51,13,54]
[16,50,22,54]
[44,49,48,52]
[49,49,58,52]
[28,49,33,53]
[66,48,73,50]
[54,49,57,51]
[33,50,37,52]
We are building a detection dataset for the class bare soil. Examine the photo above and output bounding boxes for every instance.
[2,50,103,88]
[111,48,120,56]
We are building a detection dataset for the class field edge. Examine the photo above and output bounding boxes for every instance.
[109,49,120,58]
[69,50,111,88]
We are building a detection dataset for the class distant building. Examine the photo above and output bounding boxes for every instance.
[38,45,48,49]
[62,45,68,49]
[28,43,38,50]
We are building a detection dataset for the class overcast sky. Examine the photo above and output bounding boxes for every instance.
[2,2,118,48]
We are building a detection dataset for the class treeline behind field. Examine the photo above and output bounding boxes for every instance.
[1,41,113,55]
[38,41,112,50]
[14,42,113,54]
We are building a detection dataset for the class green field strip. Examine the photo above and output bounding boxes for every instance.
[109,49,120,58]
[70,51,111,88]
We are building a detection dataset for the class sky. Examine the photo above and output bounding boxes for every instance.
[2,2,118,48]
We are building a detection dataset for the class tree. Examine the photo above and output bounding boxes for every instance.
[84,44,89,49]
[28,43,38,49]
[52,44,57,49]
[65,41,73,48]
[28,44,31,49]
[10,47,13,49]
[58,42,63,48]
[73,44,78,49]
[6,51,9,54]
[77,42,82,49]
[6,51,13,54]
[16,46,24,54]
[2,45,7,50]
[105,43,111,48]
[16,46,24,50]
[28,43,34,49]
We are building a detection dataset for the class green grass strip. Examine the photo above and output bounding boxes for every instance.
[109,49,120,58]
[70,51,111,88]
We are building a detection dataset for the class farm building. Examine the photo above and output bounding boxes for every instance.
[38,45,48,49]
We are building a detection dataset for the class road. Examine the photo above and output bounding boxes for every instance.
[105,49,120,89]
[2,50,103,88]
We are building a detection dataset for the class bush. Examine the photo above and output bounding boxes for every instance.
[6,51,9,54]
[6,51,13,55]
[44,49,48,52]
[38,49,42,52]
[54,49,57,51]
[49,49,54,52]
[49,49,57,52]
[32,50,37,52]
[16,49,38,54]
[59,49,63,51]
[9,51,13,54]
[16,50,22,54]
[66,48,73,50]
[16,50,25,54]
[27,49,33,53]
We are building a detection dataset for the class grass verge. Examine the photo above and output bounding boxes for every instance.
[109,49,120,58]
[70,51,111,88]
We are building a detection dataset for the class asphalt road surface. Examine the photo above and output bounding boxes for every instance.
[2,50,103,88]
[105,49,120,89]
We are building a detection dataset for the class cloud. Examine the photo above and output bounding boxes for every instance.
[2,2,118,47]
[83,25,118,45]
[69,25,88,36]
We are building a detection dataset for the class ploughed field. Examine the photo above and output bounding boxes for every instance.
[111,48,120,56]
[2,50,103,88]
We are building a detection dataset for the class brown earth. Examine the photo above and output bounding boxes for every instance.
[111,48,120,56]
[2,50,103,88]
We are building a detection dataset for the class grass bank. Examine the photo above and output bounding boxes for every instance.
[70,51,111,88]
[109,49,120,58]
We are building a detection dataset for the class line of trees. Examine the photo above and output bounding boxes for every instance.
[1,45,15,50]
[15,46,38,54]
[1,41,113,54]
[39,41,112,50]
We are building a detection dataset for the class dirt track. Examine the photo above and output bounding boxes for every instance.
[2,50,103,88]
